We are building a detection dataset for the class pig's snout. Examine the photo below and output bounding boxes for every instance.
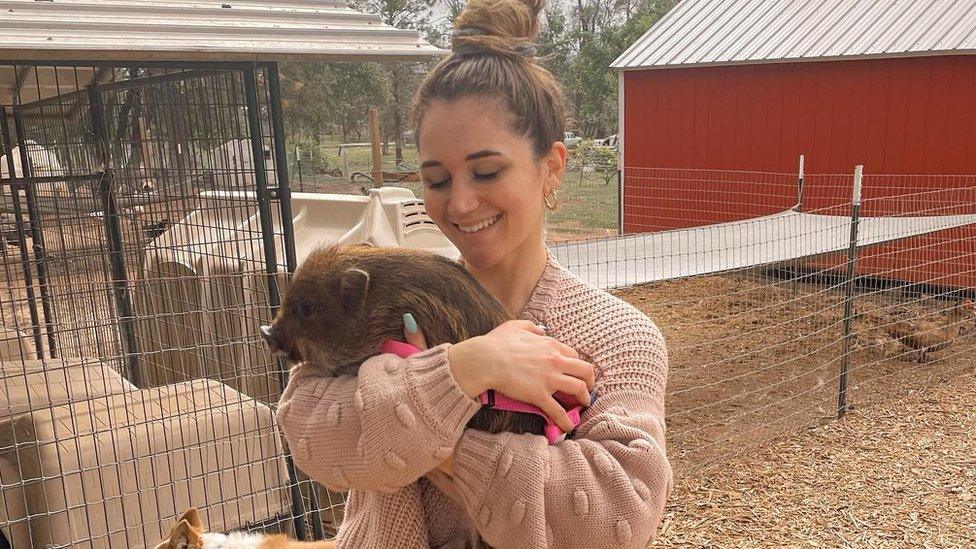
[260,324,286,357]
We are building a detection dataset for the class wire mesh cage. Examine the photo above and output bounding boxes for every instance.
[0,62,344,548]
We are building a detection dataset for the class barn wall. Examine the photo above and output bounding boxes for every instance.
[623,54,976,177]
[621,54,976,288]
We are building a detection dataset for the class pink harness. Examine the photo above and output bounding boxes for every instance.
[379,339,587,444]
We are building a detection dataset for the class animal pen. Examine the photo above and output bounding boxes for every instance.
[0,1,444,547]
[2,5,976,549]
[598,0,976,498]
[551,163,976,471]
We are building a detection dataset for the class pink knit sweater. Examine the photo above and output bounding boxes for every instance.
[276,250,672,548]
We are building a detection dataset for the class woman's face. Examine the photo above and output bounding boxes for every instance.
[418,96,565,270]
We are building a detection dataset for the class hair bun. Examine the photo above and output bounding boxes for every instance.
[452,0,544,58]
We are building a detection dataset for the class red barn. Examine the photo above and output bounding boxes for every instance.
[612,0,976,288]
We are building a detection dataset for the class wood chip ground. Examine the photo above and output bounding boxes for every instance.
[653,370,976,548]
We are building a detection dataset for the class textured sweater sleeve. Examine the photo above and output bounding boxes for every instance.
[276,343,482,492]
[450,313,673,548]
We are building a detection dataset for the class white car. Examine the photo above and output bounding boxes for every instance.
[597,134,618,148]
[563,131,582,148]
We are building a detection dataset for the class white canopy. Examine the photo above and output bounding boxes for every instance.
[0,0,445,104]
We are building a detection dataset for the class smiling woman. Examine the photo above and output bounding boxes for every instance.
[417,96,566,283]
[275,0,673,547]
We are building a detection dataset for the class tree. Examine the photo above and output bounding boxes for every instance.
[383,63,423,162]
[352,0,436,163]
[538,4,575,80]
[354,0,435,29]
[575,140,618,185]
[275,0,682,161]
[279,62,391,143]
[426,0,464,47]
[564,0,679,136]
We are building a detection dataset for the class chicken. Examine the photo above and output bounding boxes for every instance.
[873,299,975,363]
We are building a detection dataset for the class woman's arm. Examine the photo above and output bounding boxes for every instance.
[278,315,597,493]
[448,319,673,548]
[276,343,482,492]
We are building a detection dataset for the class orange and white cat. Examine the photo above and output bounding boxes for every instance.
[155,508,337,549]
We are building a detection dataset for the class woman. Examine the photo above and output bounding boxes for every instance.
[276,0,672,546]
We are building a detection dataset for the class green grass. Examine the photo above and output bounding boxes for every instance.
[316,135,420,171]
[547,170,619,238]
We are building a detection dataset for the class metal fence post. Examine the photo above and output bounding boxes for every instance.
[244,65,310,540]
[795,154,805,212]
[13,107,59,358]
[578,149,586,186]
[295,145,305,193]
[88,83,141,386]
[792,154,805,295]
[616,168,623,235]
[267,61,323,539]
[0,107,46,356]
[837,164,863,419]
[369,107,382,188]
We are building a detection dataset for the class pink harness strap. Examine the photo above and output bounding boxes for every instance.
[379,339,424,358]
[478,390,584,444]
[379,339,587,444]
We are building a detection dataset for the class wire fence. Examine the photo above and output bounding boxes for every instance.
[1,63,327,548]
[559,163,976,475]
[2,63,975,547]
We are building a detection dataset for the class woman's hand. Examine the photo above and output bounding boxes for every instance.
[403,312,428,350]
[448,320,595,433]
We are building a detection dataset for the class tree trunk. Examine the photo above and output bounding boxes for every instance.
[393,111,404,164]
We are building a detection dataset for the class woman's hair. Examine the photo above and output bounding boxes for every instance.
[411,0,567,159]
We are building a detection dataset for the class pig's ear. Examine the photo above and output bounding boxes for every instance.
[339,268,370,313]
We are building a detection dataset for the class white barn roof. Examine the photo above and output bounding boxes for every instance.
[0,0,444,63]
[613,0,976,70]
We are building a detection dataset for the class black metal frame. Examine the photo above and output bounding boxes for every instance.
[242,64,320,539]
[0,59,320,540]
[262,62,324,539]
[0,106,46,355]
[88,82,142,386]
[11,105,60,358]
[837,207,861,419]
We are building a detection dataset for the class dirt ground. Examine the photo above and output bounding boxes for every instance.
[1,219,128,358]
[652,369,976,548]
[611,273,976,476]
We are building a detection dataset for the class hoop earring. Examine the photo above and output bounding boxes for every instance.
[544,189,558,211]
